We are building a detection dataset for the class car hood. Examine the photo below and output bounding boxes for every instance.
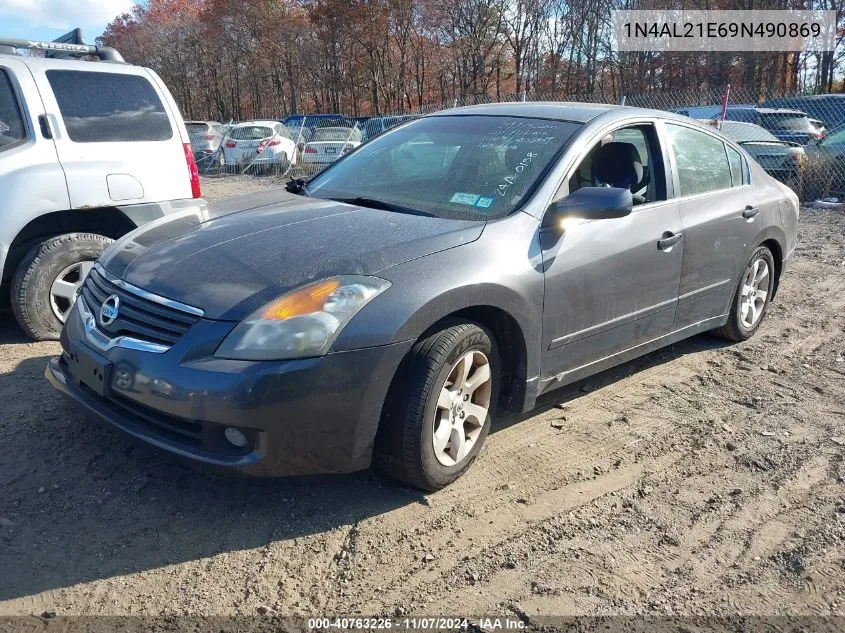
[99,191,485,321]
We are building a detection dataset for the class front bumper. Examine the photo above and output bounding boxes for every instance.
[47,307,412,476]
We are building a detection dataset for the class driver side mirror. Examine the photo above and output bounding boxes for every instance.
[543,187,633,228]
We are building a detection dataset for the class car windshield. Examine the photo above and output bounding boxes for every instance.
[231,125,274,140]
[759,113,814,133]
[312,127,361,142]
[307,115,581,220]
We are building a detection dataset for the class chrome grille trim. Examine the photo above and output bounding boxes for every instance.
[77,296,171,354]
[94,263,204,317]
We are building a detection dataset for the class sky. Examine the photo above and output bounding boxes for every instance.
[0,0,135,44]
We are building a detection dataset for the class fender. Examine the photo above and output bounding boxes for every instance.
[333,211,546,411]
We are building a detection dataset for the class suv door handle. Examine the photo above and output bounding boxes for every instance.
[742,205,759,219]
[38,115,53,139]
[657,231,683,251]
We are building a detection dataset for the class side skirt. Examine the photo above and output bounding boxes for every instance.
[526,313,728,406]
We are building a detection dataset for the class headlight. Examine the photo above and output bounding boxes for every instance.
[214,276,390,360]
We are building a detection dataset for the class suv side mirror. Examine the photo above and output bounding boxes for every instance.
[543,187,633,228]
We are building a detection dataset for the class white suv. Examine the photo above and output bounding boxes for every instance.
[0,34,207,340]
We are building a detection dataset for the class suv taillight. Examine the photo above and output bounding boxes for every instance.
[183,143,201,199]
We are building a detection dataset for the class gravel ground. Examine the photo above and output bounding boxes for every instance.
[1,177,844,622]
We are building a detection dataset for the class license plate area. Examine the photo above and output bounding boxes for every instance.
[66,342,112,398]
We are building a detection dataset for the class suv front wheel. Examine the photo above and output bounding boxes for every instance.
[11,233,113,341]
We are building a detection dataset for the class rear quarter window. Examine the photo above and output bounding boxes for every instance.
[0,69,27,150]
[46,70,173,143]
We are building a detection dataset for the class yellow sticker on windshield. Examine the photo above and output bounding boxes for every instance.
[449,192,480,206]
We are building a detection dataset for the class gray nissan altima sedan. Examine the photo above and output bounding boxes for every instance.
[46,103,799,491]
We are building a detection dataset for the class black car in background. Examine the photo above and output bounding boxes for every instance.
[675,106,821,145]
[765,94,845,130]
[706,120,804,190]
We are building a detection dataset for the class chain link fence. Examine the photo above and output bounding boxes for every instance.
[194,87,845,203]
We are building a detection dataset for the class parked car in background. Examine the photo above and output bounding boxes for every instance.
[282,113,345,131]
[362,115,417,141]
[0,32,205,341]
[809,118,826,137]
[186,120,225,170]
[765,94,845,129]
[803,122,845,200]
[674,105,821,145]
[301,126,362,165]
[223,121,297,173]
[48,103,797,491]
[704,120,804,190]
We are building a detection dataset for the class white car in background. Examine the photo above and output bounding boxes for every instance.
[223,121,296,172]
[301,127,362,165]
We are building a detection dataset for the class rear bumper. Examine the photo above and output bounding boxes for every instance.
[47,307,413,476]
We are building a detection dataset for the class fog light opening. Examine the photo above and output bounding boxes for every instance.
[224,427,248,448]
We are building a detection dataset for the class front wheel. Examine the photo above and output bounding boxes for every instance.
[375,321,498,491]
[713,245,776,342]
[11,233,112,341]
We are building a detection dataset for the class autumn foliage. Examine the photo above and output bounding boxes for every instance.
[98,0,845,121]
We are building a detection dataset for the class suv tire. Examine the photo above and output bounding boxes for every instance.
[375,321,498,491]
[11,233,113,341]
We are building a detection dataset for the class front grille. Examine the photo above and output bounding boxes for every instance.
[80,266,201,346]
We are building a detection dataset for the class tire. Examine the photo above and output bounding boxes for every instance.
[712,245,776,342]
[375,321,499,491]
[11,233,112,341]
[279,157,291,176]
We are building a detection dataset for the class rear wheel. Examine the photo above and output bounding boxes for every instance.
[375,321,498,491]
[11,233,112,341]
[713,245,776,342]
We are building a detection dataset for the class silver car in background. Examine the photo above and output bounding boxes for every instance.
[301,126,362,165]
[186,121,225,170]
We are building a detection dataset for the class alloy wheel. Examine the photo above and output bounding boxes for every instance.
[739,257,770,329]
[432,350,492,467]
[49,260,93,323]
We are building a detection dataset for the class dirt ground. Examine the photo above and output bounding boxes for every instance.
[1,175,844,623]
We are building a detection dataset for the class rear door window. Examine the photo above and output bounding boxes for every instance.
[666,124,732,196]
[0,69,27,150]
[46,70,172,142]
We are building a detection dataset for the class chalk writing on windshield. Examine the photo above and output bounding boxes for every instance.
[496,152,539,197]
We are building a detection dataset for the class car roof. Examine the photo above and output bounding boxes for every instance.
[0,54,129,70]
[427,101,699,125]
[235,120,279,127]
[753,107,807,115]
[429,101,617,123]
[702,120,780,143]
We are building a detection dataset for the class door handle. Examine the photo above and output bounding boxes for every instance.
[657,231,683,251]
[38,115,53,139]
[742,205,759,219]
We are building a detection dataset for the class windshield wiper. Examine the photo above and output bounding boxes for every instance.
[285,178,310,196]
[328,196,434,217]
